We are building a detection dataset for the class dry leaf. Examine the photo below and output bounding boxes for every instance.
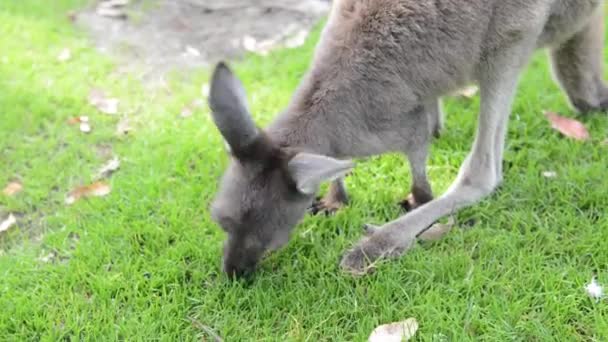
[101,0,130,6]
[68,116,91,133]
[285,29,309,49]
[256,40,276,56]
[242,35,276,56]
[181,106,193,118]
[3,181,23,196]
[184,45,201,57]
[96,143,113,159]
[66,181,111,205]
[80,122,92,133]
[88,88,107,105]
[542,171,557,178]
[180,99,204,118]
[369,318,419,342]
[544,111,590,141]
[585,276,604,302]
[418,216,455,242]
[57,48,71,62]
[67,115,88,125]
[191,99,205,108]
[89,89,119,115]
[96,98,118,115]
[201,84,210,98]
[0,214,17,233]
[242,35,257,52]
[96,157,120,179]
[39,250,58,263]
[452,85,479,98]
[116,118,132,135]
[67,11,77,22]
[96,5,127,19]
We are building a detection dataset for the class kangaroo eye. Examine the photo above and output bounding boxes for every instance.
[219,221,233,233]
[210,204,236,233]
[215,215,236,233]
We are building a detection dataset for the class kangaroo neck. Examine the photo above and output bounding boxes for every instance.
[266,108,335,157]
[265,61,354,158]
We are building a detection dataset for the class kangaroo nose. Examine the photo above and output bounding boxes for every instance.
[223,259,256,279]
[222,236,262,279]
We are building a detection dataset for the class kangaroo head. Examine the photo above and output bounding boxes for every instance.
[208,62,354,278]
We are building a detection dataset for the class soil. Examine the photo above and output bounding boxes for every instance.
[74,0,331,79]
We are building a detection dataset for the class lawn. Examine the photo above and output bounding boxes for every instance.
[1,1,607,340]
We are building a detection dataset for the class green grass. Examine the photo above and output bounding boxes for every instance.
[1,1,608,340]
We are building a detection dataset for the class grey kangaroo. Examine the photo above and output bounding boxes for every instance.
[208,0,608,277]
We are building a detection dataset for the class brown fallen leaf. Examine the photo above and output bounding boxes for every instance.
[66,181,111,205]
[116,117,132,135]
[542,171,558,178]
[68,116,91,133]
[80,121,92,133]
[3,181,23,196]
[0,214,17,233]
[183,45,201,58]
[89,89,105,103]
[191,99,205,108]
[544,111,590,141]
[181,106,193,118]
[67,116,84,125]
[285,29,309,49]
[242,35,277,56]
[180,99,205,118]
[96,2,128,19]
[67,11,77,22]
[418,216,455,242]
[39,250,58,263]
[57,48,71,62]
[369,318,419,342]
[95,99,118,114]
[201,84,210,98]
[585,276,604,302]
[96,157,120,179]
[242,35,258,53]
[89,89,119,115]
[451,85,479,98]
[95,144,113,160]
[101,0,130,6]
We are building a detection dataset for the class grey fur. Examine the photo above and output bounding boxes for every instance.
[208,0,607,277]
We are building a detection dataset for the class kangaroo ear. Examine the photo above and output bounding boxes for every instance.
[208,62,259,156]
[287,153,354,195]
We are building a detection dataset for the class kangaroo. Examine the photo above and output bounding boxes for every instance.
[208,0,607,277]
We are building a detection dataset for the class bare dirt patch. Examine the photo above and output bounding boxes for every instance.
[74,0,330,80]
